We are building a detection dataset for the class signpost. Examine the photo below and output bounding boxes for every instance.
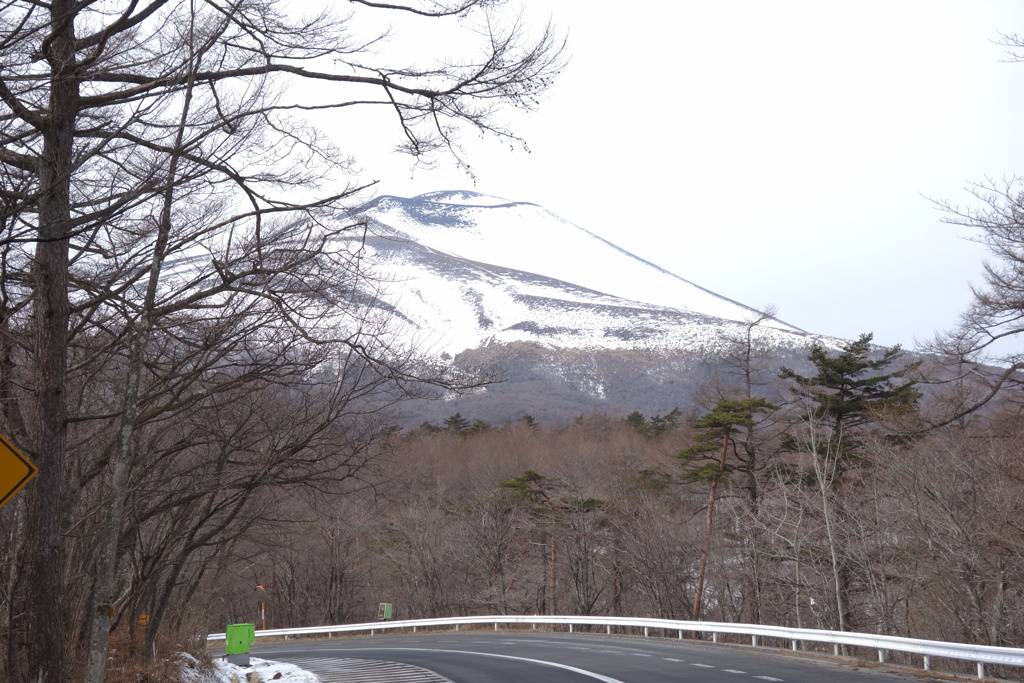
[255,585,267,630]
[0,433,36,510]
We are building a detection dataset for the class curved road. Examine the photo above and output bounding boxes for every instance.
[247,632,947,683]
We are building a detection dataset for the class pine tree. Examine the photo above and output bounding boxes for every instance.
[780,333,920,481]
[779,333,919,634]
[623,411,647,434]
[499,470,560,614]
[623,408,680,438]
[677,397,777,622]
[443,413,472,433]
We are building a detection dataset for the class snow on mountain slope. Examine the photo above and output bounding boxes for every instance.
[350,191,824,357]
[360,191,801,330]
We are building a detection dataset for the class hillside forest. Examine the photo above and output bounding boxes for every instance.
[191,329,1024,682]
[8,320,1024,680]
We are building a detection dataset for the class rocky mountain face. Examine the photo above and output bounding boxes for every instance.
[348,191,839,425]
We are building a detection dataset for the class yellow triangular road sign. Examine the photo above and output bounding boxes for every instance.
[0,433,37,509]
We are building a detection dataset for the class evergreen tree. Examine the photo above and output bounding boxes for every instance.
[648,407,682,437]
[624,411,647,434]
[467,418,493,435]
[677,397,777,622]
[499,470,560,614]
[780,333,919,634]
[780,333,920,479]
[624,408,680,438]
[443,413,472,433]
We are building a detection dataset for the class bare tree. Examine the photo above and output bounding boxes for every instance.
[0,0,563,679]
[927,179,1024,417]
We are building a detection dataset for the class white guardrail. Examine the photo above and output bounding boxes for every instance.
[208,614,1024,680]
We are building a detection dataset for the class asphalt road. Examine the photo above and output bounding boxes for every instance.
[246,632,950,683]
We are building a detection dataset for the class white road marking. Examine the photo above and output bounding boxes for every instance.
[349,648,629,683]
[664,658,684,662]
[723,669,747,674]
[754,677,784,681]
[283,657,451,683]
[692,663,714,668]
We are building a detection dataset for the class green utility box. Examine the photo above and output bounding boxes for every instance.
[377,602,393,621]
[225,623,256,666]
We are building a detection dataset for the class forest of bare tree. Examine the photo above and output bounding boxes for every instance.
[178,326,1022,681]
[0,0,563,680]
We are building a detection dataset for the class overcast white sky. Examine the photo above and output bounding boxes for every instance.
[334,0,1024,349]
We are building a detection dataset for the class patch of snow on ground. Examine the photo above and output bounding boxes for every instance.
[179,654,319,683]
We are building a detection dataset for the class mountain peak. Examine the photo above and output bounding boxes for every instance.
[413,190,526,207]
[344,191,838,424]
[357,191,806,350]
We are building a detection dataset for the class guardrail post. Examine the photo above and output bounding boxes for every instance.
[977,662,985,679]
[606,625,610,634]
[494,622,498,631]
[455,624,459,632]
[712,633,718,644]
[833,644,839,656]
[792,640,798,651]
[644,627,649,637]
[878,650,885,663]
[752,635,758,647]
[678,629,683,640]
[923,655,930,671]
[569,624,574,633]
[413,626,417,633]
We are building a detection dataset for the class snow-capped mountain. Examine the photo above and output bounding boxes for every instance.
[341,190,837,424]
[353,190,823,359]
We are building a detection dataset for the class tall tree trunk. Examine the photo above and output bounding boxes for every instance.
[21,1,77,679]
[83,23,199,679]
[548,525,558,616]
[693,429,730,623]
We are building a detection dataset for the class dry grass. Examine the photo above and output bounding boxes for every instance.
[100,628,216,683]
